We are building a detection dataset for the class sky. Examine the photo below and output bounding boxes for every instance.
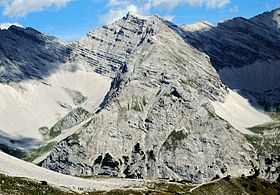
[0,0,279,40]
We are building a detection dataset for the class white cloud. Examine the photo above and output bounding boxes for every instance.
[100,4,141,25]
[0,0,73,17]
[101,0,230,24]
[229,5,238,13]
[107,0,130,7]
[0,22,22,29]
[163,15,174,21]
[152,0,230,9]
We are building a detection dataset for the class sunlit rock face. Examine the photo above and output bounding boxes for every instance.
[0,9,279,184]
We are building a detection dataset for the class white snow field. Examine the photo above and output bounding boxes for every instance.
[0,68,111,142]
[0,151,146,192]
[211,89,271,134]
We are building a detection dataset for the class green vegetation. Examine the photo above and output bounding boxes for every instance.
[192,177,280,195]
[163,130,188,151]
[92,177,280,195]
[268,111,280,121]
[245,134,280,155]
[246,121,280,155]
[152,182,192,193]
[0,173,279,195]
[163,93,171,97]
[132,99,143,112]
[24,141,57,162]
[49,107,90,138]
[64,88,88,105]
[204,106,216,118]
[0,173,75,195]
[248,122,280,135]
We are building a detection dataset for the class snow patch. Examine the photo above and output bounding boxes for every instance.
[0,69,111,142]
[0,151,145,192]
[211,90,271,134]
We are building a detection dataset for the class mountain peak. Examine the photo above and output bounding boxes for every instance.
[250,7,280,29]
[125,12,148,20]
[182,21,214,32]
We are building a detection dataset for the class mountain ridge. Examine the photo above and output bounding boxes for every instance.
[0,9,279,185]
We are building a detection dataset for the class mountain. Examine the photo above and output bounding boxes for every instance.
[41,12,278,183]
[0,25,111,156]
[182,8,280,111]
[0,9,279,187]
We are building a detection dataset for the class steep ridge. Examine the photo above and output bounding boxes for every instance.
[70,14,153,78]
[181,8,280,182]
[182,8,280,111]
[0,26,111,157]
[41,14,258,183]
[0,25,69,83]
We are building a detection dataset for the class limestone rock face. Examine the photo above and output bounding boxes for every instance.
[0,25,71,83]
[0,9,278,184]
[182,8,280,109]
[42,14,257,183]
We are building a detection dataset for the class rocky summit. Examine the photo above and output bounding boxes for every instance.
[0,9,279,186]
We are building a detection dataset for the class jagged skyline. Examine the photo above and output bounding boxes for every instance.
[0,0,278,40]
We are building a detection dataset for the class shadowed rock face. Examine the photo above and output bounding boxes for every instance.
[182,8,280,70]
[181,8,280,109]
[0,25,71,83]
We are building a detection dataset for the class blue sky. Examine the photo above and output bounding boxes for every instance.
[0,0,279,40]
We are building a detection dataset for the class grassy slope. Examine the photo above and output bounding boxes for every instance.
[0,173,279,195]
[0,173,75,195]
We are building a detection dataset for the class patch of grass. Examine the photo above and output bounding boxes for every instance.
[64,88,88,105]
[246,120,280,155]
[24,141,57,162]
[0,174,279,195]
[92,182,192,195]
[91,189,149,195]
[0,173,75,195]
[204,107,216,118]
[152,182,192,193]
[245,134,280,155]
[132,99,143,112]
[248,122,280,134]
[49,107,90,138]
[192,177,280,195]
[163,93,171,97]
[268,111,280,121]
[163,130,188,151]
[92,178,280,195]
